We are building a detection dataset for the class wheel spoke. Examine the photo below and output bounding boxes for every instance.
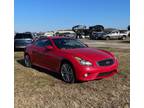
[24,55,31,67]
[61,63,74,83]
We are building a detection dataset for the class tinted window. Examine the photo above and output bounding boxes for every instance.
[23,34,33,39]
[15,33,33,39]
[14,34,23,39]
[34,39,52,47]
[53,38,87,49]
[43,40,52,46]
[120,30,127,33]
[111,31,115,33]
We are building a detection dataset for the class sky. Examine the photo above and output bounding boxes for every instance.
[15,0,130,32]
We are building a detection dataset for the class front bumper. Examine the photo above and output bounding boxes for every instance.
[75,60,118,81]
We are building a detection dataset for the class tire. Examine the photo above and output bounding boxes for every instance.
[106,36,110,40]
[60,62,75,83]
[24,54,32,68]
[121,36,126,40]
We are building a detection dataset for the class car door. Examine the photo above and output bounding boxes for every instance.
[110,31,118,39]
[115,31,119,39]
[31,39,47,66]
[41,39,60,72]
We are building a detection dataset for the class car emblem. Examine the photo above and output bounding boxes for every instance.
[106,61,110,65]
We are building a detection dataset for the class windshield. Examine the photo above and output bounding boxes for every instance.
[53,38,87,49]
[120,30,127,33]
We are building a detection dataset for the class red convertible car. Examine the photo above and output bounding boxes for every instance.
[24,36,118,83]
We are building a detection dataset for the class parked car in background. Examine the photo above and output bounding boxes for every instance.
[14,33,34,50]
[24,37,118,83]
[32,33,39,38]
[44,31,55,37]
[102,30,129,40]
[89,32,107,40]
[72,25,87,39]
[55,30,76,38]
[61,32,76,38]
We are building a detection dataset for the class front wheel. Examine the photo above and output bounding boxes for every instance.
[24,54,32,68]
[60,63,75,83]
[106,36,110,40]
[121,36,126,40]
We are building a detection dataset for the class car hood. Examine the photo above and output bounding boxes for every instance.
[62,48,113,61]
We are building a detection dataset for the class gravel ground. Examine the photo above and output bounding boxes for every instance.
[15,40,130,108]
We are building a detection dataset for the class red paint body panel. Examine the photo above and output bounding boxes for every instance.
[25,37,118,81]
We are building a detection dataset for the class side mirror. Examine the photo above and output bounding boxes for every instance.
[46,45,53,50]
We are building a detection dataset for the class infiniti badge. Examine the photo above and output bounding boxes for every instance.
[106,61,111,65]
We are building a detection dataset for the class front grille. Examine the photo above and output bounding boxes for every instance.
[98,71,113,77]
[97,58,114,66]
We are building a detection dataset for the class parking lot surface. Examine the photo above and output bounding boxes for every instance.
[80,39,130,49]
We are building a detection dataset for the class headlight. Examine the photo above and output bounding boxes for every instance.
[75,57,92,66]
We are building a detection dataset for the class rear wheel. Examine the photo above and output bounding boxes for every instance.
[106,36,110,40]
[60,62,75,83]
[24,54,32,68]
[121,36,126,40]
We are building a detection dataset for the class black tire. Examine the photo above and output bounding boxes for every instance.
[60,62,75,83]
[106,36,110,40]
[24,54,32,68]
[121,36,126,40]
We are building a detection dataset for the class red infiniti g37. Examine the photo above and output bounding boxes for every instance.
[24,36,118,83]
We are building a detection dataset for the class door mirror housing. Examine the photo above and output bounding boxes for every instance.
[46,45,53,50]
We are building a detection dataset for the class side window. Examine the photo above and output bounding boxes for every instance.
[34,39,52,47]
[43,40,52,46]
[34,40,45,47]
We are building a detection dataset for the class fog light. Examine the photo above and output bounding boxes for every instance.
[84,73,88,77]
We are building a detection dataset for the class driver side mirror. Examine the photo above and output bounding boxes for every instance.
[46,45,53,50]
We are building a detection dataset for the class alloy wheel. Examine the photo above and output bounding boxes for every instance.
[24,55,32,67]
[122,36,126,40]
[61,63,75,83]
[106,37,110,40]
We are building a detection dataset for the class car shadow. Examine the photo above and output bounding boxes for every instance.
[17,59,62,81]
[16,59,103,83]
